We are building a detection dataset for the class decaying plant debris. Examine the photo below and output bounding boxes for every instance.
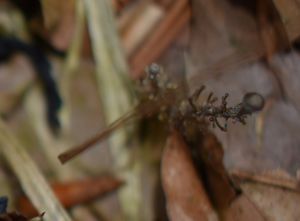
[58,63,264,163]
[58,61,266,221]
[1,0,300,221]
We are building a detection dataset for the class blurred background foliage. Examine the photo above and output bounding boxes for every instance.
[0,0,300,220]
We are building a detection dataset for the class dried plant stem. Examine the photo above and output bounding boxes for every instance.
[84,0,142,220]
[0,118,72,221]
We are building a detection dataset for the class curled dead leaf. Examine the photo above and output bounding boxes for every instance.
[161,130,218,221]
[194,132,238,211]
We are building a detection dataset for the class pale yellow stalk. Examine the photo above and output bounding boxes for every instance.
[84,0,142,220]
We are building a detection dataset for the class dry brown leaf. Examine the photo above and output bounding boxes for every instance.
[194,133,267,221]
[17,176,123,218]
[195,132,238,211]
[161,130,218,221]
[241,181,300,221]
[161,130,267,221]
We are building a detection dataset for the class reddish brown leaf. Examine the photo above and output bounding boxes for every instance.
[195,132,238,211]
[17,176,123,218]
[161,130,218,221]
[193,133,267,220]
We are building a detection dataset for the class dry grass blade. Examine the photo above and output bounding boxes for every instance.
[84,0,142,220]
[0,119,72,221]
